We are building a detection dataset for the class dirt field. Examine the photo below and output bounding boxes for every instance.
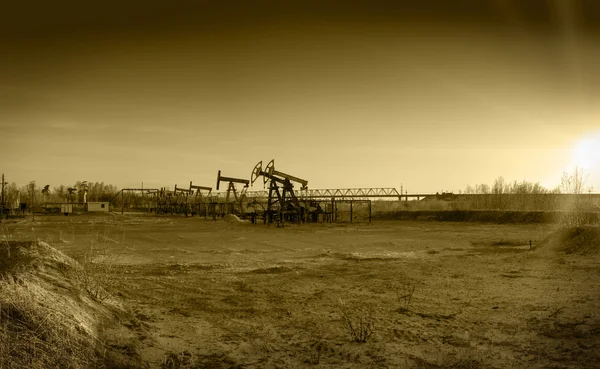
[3,213,600,368]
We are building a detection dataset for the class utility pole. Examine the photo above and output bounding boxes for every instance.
[1,173,6,221]
[30,182,35,222]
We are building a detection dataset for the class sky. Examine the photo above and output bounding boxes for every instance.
[1,0,600,193]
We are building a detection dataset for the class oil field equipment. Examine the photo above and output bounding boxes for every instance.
[216,170,249,216]
[189,181,212,217]
[156,187,175,214]
[157,186,189,215]
[251,159,311,226]
[116,188,159,214]
[173,184,194,215]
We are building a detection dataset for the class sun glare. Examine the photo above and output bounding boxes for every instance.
[571,131,600,175]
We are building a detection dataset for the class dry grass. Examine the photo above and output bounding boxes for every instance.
[0,275,100,368]
[71,218,125,302]
[0,234,144,368]
[540,226,600,255]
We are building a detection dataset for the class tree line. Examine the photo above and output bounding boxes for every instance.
[462,167,592,196]
[456,167,595,212]
[2,181,118,208]
[462,177,559,195]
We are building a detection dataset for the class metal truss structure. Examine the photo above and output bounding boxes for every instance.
[296,188,401,200]
[241,187,402,200]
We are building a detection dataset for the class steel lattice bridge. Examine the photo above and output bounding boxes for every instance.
[242,188,404,200]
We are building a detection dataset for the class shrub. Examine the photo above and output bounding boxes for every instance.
[337,299,375,343]
[395,279,416,313]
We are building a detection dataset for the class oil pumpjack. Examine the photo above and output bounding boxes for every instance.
[216,170,249,216]
[251,159,309,226]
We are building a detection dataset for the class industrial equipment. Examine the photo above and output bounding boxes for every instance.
[251,159,310,226]
[189,181,212,217]
[216,170,249,216]
[173,184,193,215]
[157,187,175,214]
[114,188,159,214]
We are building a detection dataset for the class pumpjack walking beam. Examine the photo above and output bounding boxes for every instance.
[189,182,212,192]
[261,160,308,190]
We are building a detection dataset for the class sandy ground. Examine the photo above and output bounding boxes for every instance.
[3,213,600,368]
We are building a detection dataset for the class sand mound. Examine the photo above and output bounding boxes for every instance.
[0,240,144,368]
[223,214,250,224]
[539,226,600,255]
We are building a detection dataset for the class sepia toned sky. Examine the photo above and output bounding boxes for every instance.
[1,0,599,193]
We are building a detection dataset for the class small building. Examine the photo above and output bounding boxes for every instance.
[87,202,109,212]
[60,204,73,214]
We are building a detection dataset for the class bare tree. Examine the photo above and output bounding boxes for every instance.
[560,166,591,227]
[560,166,588,195]
[27,181,37,207]
[492,176,504,195]
[5,182,19,211]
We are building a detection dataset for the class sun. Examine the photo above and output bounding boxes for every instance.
[572,131,600,172]
[569,131,600,193]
